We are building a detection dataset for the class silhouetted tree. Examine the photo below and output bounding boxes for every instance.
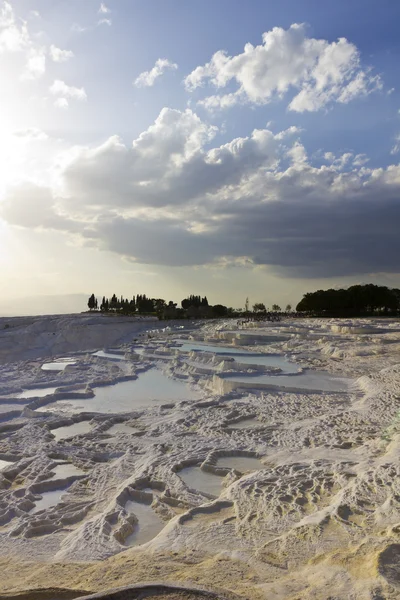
[109,293,119,311]
[181,298,190,310]
[181,295,208,309]
[136,294,155,313]
[296,284,399,315]
[212,304,228,317]
[87,293,97,311]
[91,291,262,319]
[253,302,266,313]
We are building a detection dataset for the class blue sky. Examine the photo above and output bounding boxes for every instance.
[15,0,400,155]
[1,0,400,314]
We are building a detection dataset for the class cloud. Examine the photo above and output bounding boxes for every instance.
[13,127,48,141]
[3,108,400,279]
[0,1,29,53]
[0,183,75,230]
[134,58,178,88]
[50,79,87,107]
[322,150,366,170]
[61,107,285,210]
[198,91,242,111]
[185,23,382,112]
[352,153,369,167]
[0,2,74,79]
[73,4,112,32]
[49,45,74,62]
[391,133,400,155]
[72,19,111,32]
[54,97,69,109]
[71,23,88,34]
[21,46,46,79]
[98,3,111,14]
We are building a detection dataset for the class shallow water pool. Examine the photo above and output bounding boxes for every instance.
[0,403,27,414]
[51,421,93,441]
[178,466,223,497]
[31,488,69,513]
[231,354,299,373]
[106,423,139,435]
[175,342,247,354]
[175,342,299,373]
[42,359,76,371]
[216,455,264,472]
[125,500,165,546]
[93,350,126,360]
[17,387,59,399]
[37,370,201,414]
[47,463,85,480]
[226,371,350,392]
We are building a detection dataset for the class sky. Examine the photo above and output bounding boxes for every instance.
[1,0,400,315]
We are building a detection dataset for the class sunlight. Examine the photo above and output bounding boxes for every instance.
[0,107,27,195]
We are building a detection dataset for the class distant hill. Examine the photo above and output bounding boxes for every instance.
[0,294,89,317]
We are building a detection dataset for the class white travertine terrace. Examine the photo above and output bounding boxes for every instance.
[0,315,400,598]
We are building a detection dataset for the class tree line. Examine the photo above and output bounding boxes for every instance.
[296,284,400,316]
[88,293,213,318]
[87,293,291,319]
[89,284,400,319]
[88,293,176,315]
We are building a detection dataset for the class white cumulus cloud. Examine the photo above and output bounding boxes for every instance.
[3,107,400,279]
[134,58,178,88]
[21,46,46,79]
[50,45,74,62]
[50,80,87,108]
[54,97,69,109]
[50,79,87,101]
[0,1,29,53]
[0,2,75,80]
[185,23,382,112]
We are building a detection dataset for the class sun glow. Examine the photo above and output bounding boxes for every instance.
[0,128,30,196]
[0,107,56,198]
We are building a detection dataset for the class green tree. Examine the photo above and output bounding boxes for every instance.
[285,304,292,312]
[272,304,281,312]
